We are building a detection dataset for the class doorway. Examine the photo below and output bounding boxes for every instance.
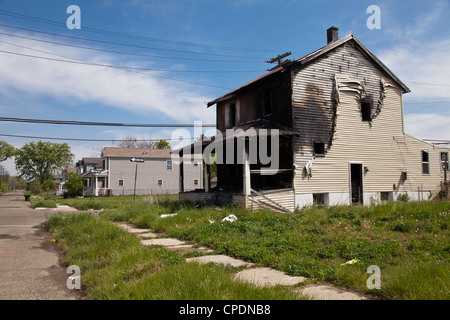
[350,163,363,204]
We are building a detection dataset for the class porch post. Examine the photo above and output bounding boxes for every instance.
[243,139,251,196]
[179,150,184,193]
[95,176,98,196]
[205,162,210,193]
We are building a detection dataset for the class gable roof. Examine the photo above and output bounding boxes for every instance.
[207,34,410,107]
[102,147,171,159]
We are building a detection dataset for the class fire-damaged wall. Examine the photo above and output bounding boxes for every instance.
[216,69,293,132]
[291,40,394,179]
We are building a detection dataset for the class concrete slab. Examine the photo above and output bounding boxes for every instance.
[295,285,368,300]
[165,244,214,253]
[140,238,185,246]
[137,232,159,239]
[234,267,307,287]
[186,255,253,268]
[127,227,152,234]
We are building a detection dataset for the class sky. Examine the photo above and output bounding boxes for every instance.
[0,0,449,175]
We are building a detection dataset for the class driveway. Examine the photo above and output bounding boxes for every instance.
[0,191,82,300]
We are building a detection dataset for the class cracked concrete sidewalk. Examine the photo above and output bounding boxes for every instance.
[115,222,371,300]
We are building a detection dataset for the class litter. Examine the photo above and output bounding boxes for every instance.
[341,258,359,266]
[160,213,178,218]
[222,214,238,223]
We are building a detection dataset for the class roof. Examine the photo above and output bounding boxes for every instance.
[175,119,297,155]
[207,34,410,107]
[77,157,102,165]
[101,147,172,159]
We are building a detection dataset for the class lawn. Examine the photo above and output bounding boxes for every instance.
[45,213,301,300]
[44,194,450,299]
[100,198,450,300]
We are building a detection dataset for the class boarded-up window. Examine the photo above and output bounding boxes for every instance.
[422,151,430,175]
[361,100,372,122]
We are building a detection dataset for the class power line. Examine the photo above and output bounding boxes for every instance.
[0,133,195,143]
[0,23,265,60]
[0,49,265,73]
[0,117,216,128]
[0,9,276,54]
[0,30,263,63]
[0,40,232,90]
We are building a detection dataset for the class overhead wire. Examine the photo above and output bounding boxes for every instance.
[0,133,195,143]
[0,9,277,54]
[0,117,216,127]
[0,23,266,60]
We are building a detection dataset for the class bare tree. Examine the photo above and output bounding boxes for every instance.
[118,136,156,149]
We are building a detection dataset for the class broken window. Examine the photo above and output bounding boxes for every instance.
[440,152,449,171]
[361,99,372,122]
[380,192,392,201]
[313,193,327,205]
[263,89,272,116]
[422,150,430,175]
[313,142,325,157]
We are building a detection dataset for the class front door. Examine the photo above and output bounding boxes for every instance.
[350,163,363,205]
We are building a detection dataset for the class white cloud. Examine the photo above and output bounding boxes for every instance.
[0,31,216,123]
[378,38,450,102]
[404,113,450,141]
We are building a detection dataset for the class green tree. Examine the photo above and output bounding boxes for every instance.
[0,140,15,162]
[15,141,74,185]
[65,172,83,195]
[155,139,171,149]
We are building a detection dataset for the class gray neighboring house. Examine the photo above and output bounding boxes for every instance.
[100,147,202,196]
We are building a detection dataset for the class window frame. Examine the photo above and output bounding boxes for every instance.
[360,99,372,122]
[166,160,173,171]
[440,152,449,172]
[118,179,124,187]
[421,150,430,175]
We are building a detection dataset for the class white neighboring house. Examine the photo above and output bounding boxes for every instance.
[88,147,203,196]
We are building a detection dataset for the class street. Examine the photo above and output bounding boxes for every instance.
[0,191,81,300]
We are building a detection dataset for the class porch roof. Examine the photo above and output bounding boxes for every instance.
[174,119,296,155]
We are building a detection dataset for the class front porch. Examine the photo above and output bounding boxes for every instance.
[177,122,296,213]
[82,170,109,196]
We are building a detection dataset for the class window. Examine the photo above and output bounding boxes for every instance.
[380,192,392,201]
[166,160,173,171]
[229,103,236,128]
[313,193,328,205]
[313,142,325,156]
[157,179,163,186]
[422,150,430,175]
[440,152,449,171]
[193,161,199,167]
[263,89,272,116]
[118,179,124,186]
[361,100,372,122]
[194,179,199,185]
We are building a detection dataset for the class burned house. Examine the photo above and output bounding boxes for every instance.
[178,27,450,212]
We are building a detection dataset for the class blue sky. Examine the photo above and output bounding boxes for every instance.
[0,0,449,175]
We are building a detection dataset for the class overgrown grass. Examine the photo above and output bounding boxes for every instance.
[100,199,450,300]
[45,213,301,300]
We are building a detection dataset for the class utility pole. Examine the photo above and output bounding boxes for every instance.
[444,153,448,198]
[130,157,145,201]
[266,52,292,70]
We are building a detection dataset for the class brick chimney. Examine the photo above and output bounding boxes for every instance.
[327,26,338,44]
